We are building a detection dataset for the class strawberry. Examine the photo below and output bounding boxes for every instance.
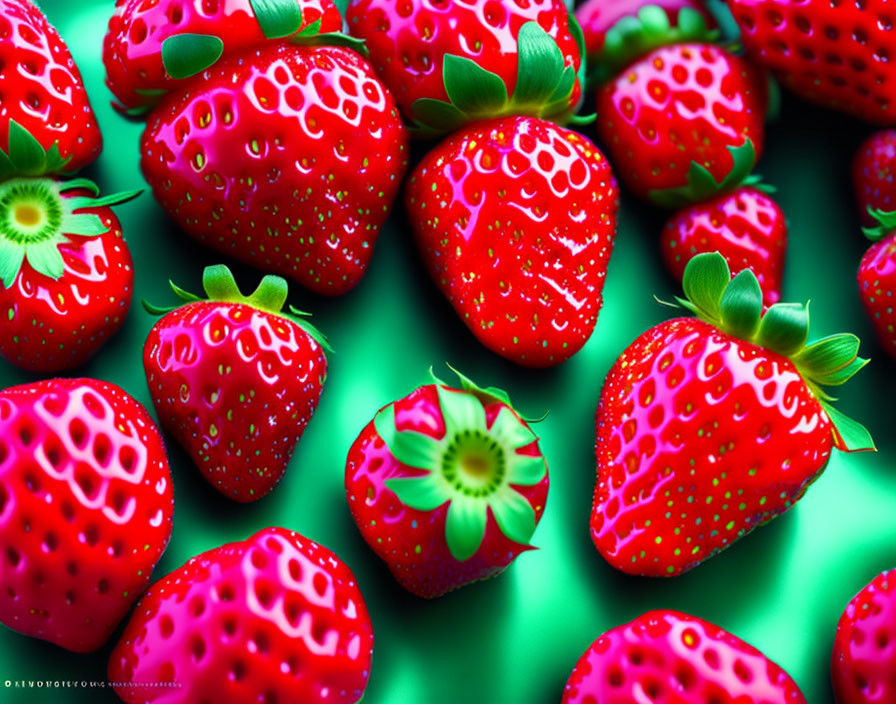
[728,0,896,125]
[562,609,806,703]
[831,568,896,704]
[857,210,896,360]
[143,264,329,502]
[660,185,787,308]
[345,367,549,598]
[103,0,343,117]
[0,378,174,652]
[592,253,873,577]
[138,38,408,295]
[596,42,767,207]
[853,129,896,226]
[405,115,618,367]
[0,0,102,175]
[108,526,374,704]
[0,174,140,372]
[345,0,586,134]
[575,0,718,84]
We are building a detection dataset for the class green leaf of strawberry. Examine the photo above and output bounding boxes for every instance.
[0,176,140,288]
[249,0,304,39]
[161,33,225,79]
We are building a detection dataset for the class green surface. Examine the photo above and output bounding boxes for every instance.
[1,2,894,702]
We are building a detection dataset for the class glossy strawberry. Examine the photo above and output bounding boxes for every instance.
[661,185,787,307]
[592,253,873,577]
[0,174,140,372]
[576,0,717,84]
[596,42,767,207]
[832,568,896,704]
[143,265,328,502]
[406,115,618,367]
[345,368,549,598]
[140,41,408,295]
[109,526,373,704]
[104,0,342,116]
[857,210,896,359]
[346,0,585,133]
[563,610,806,703]
[0,0,101,174]
[728,0,896,125]
[853,130,896,226]
[0,378,174,652]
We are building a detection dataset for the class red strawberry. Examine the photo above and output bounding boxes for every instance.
[345,367,549,598]
[660,185,787,308]
[0,378,174,652]
[346,0,585,133]
[592,253,873,577]
[576,0,718,84]
[831,568,896,704]
[563,610,806,703]
[103,0,343,116]
[143,264,329,502]
[405,115,618,367]
[596,42,767,207]
[853,129,896,226]
[139,40,408,295]
[108,526,373,704]
[728,0,896,125]
[857,210,896,359]
[0,177,140,372]
[0,0,102,175]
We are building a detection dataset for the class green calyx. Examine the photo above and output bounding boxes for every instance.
[0,120,72,179]
[375,366,547,562]
[0,177,141,288]
[410,19,585,135]
[672,253,875,452]
[590,6,718,85]
[142,264,332,352]
[160,0,365,82]
[862,207,896,242]
[649,140,759,209]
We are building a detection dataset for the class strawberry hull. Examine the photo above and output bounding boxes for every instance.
[346,382,549,598]
[0,378,174,652]
[140,43,408,296]
[0,188,134,372]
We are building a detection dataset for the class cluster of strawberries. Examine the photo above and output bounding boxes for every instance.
[0,0,894,702]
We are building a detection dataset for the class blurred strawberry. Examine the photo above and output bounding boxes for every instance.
[563,610,806,703]
[853,129,896,226]
[660,185,787,307]
[832,568,896,704]
[0,0,102,174]
[0,378,173,652]
[109,526,373,704]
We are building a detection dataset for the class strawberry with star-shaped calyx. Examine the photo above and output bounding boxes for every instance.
[345,366,549,598]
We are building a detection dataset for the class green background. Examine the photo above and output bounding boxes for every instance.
[1,2,894,702]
